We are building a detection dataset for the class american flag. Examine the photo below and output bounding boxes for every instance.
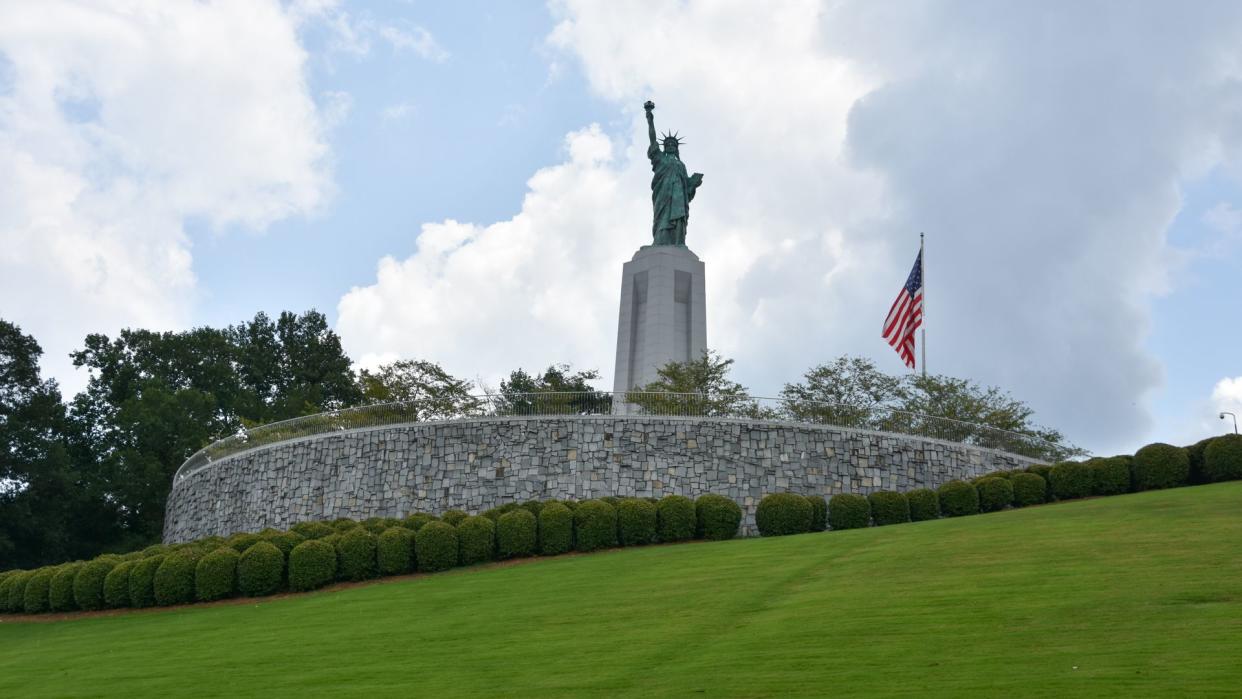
[882,249,923,369]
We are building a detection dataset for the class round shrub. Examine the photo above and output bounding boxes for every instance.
[261,530,304,557]
[401,513,437,531]
[483,503,521,522]
[617,498,659,545]
[1132,443,1190,491]
[49,563,82,612]
[657,495,696,542]
[538,502,573,555]
[1011,473,1047,507]
[128,556,163,609]
[805,495,829,532]
[497,509,538,559]
[440,509,468,527]
[937,480,979,517]
[227,533,263,554]
[573,500,618,552]
[103,561,135,609]
[414,521,458,573]
[290,521,334,540]
[457,516,497,566]
[976,477,1014,513]
[376,527,415,576]
[153,550,200,606]
[141,544,168,557]
[600,496,622,507]
[1050,461,1093,500]
[828,494,871,530]
[520,500,544,518]
[288,539,337,591]
[560,500,580,511]
[74,558,118,611]
[906,488,939,521]
[335,527,378,582]
[1186,437,1214,484]
[1026,465,1054,499]
[195,548,239,602]
[1090,456,1131,496]
[5,571,32,613]
[868,491,910,526]
[238,541,284,596]
[696,494,742,541]
[756,493,813,536]
[331,518,360,532]
[1204,434,1242,482]
[23,568,56,614]
[0,575,12,614]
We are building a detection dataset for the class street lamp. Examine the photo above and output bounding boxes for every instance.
[1221,411,1238,435]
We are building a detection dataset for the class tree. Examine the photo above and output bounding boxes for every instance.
[496,364,610,415]
[358,360,482,420]
[628,350,768,418]
[780,356,902,429]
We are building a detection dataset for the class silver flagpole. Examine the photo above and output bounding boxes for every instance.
[920,232,926,378]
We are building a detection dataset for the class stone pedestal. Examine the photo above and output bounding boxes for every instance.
[612,245,707,410]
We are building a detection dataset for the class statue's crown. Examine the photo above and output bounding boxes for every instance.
[660,130,684,148]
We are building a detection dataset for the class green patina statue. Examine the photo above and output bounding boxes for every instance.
[645,100,703,246]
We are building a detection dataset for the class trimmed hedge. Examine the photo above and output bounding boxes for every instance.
[1132,443,1190,491]
[440,510,469,527]
[195,547,240,602]
[1011,473,1047,508]
[153,550,201,606]
[497,509,538,559]
[1026,465,1054,500]
[806,495,829,532]
[331,518,360,532]
[828,494,871,530]
[755,493,813,536]
[1204,434,1242,482]
[128,556,163,609]
[361,517,391,534]
[227,533,263,554]
[538,502,574,555]
[74,558,117,611]
[23,568,55,614]
[869,491,910,526]
[414,521,459,573]
[520,500,544,518]
[103,561,135,609]
[49,563,81,612]
[262,530,304,557]
[335,527,378,582]
[617,499,658,546]
[5,571,32,613]
[574,500,618,552]
[238,541,284,596]
[696,494,742,541]
[656,495,696,542]
[907,488,939,522]
[401,513,437,532]
[1049,461,1092,500]
[141,544,167,557]
[1090,457,1131,496]
[977,477,1014,513]
[377,527,415,576]
[482,503,521,522]
[288,540,337,592]
[937,480,979,517]
[290,521,334,540]
[457,516,497,566]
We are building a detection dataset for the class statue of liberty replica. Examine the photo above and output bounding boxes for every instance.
[645,101,704,246]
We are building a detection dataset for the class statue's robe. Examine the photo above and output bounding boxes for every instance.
[649,143,698,245]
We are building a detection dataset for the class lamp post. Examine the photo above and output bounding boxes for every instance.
[1222,411,1238,435]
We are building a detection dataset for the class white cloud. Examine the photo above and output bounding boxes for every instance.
[338,1,1242,454]
[378,23,448,63]
[0,0,335,394]
[381,101,417,121]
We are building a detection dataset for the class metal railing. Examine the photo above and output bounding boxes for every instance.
[172,391,1074,483]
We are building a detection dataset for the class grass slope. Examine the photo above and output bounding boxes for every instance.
[2,483,1241,698]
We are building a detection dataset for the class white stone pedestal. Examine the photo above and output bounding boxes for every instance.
[612,245,707,410]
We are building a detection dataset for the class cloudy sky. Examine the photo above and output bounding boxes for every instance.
[3,0,1242,455]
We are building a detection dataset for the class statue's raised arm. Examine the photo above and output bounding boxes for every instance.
[643,100,702,246]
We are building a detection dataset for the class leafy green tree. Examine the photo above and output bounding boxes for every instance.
[628,351,768,418]
[780,356,902,429]
[358,359,482,420]
[497,364,610,414]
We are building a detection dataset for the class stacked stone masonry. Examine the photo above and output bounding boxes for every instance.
[163,417,1038,543]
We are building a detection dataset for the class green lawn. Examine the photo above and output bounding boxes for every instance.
[3,483,1240,698]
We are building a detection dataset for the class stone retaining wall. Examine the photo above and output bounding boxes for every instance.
[163,416,1038,543]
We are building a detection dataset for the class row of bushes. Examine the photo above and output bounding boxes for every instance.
[0,494,744,616]
[751,434,1242,536]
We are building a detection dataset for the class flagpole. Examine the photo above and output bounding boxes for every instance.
[920,232,926,378]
